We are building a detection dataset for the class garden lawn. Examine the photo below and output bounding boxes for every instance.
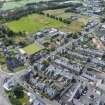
[7,14,64,33]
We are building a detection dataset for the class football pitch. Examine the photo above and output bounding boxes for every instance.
[7,14,64,33]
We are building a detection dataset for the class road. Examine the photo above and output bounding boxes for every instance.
[0,67,29,105]
[0,71,11,105]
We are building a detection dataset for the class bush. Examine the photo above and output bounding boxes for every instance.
[9,94,22,105]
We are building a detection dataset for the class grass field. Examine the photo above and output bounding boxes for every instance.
[7,14,64,33]
[7,12,88,33]
[44,8,89,32]
[43,8,89,19]
[22,42,43,55]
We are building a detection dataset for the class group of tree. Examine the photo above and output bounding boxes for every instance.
[0,25,26,46]
[66,32,81,39]
[0,25,15,38]
[8,85,24,105]
[65,8,79,14]
[46,13,71,24]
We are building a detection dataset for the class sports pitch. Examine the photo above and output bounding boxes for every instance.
[22,42,43,55]
[7,13,87,33]
[7,14,64,33]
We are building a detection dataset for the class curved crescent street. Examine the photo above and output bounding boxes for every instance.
[0,71,11,105]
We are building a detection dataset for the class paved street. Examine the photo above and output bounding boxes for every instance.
[0,67,28,105]
[0,71,11,105]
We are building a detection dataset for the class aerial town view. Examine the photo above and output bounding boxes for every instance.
[0,0,105,105]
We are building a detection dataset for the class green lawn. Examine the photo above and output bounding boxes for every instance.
[19,95,29,105]
[7,11,89,33]
[0,49,6,64]
[22,42,43,55]
[13,65,26,72]
[7,14,64,33]
[44,9,89,32]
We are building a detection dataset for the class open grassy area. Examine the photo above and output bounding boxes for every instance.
[0,48,6,65]
[13,65,26,72]
[22,42,43,55]
[44,8,89,32]
[6,13,87,33]
[7,14,64,33]
[6,9,89,33]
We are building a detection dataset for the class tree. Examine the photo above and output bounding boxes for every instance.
[102,54,105,61]
[9,94,22,105]
[42,60,49,67]
[13,86,24,99]
[46,13,50,17]
[10,97,22,105]
[72,33,78,39]
[59,17,63,21]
